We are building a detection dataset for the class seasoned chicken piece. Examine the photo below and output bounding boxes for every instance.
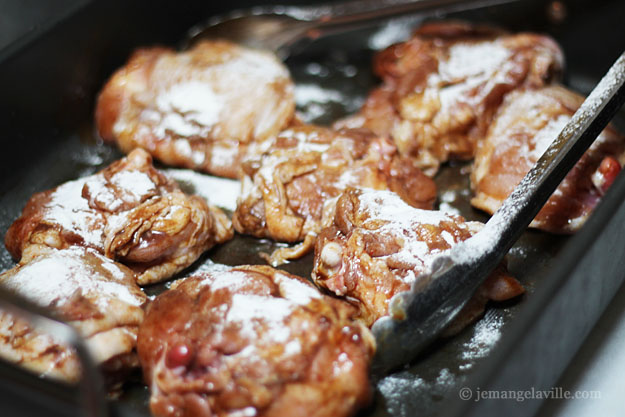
[233,125,437,264]
[96,40,295,179]
[312,188,523,331]
[471,86,625,234]
[0,246,147,384]
[137,265,375,417]
[336,22,563,175]
[5,149,233,285]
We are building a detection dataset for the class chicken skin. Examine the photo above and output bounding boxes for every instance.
[471,86,625,233]
[336,21,563,175]
[0,246,147,384]
[137,265,375,417]
[5,149,233,285]
[96,40,295,179]
[312,188,524,332]
[233,125,437,265]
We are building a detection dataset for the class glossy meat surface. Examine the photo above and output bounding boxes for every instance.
[137,265,375,417]
[5,149,233,284]
[0,246,146,383]
[471,86,625,233]
[312,188,524,329]
[96,40,295,179]
[336,22,563,175]
[233,125,436,264]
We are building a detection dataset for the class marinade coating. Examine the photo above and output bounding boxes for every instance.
[137,265,375,417]
[312,188,524,331]
[96,40,295,179]
[0,246,147,384]
[5,149,233,284]
[233,124,436,264]
[336,21,563,175]
[471,86,625,233]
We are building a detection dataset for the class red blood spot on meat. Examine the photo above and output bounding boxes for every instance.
[167,343,194,368]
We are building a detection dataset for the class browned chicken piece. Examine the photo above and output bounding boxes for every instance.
[137,264,375,417]
[233,125,437,265]
[95,40,295,179]
[0,245,147,384]
[471,86,625,234]
[5,148,233,285]
[335,21,564,176]
[312,188,524,332]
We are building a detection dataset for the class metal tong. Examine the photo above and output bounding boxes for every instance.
[184,0,519,57]
[371,51,625,375]
[0,288,106,417]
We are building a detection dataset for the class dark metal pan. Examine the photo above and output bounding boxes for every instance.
[0,1,624,416]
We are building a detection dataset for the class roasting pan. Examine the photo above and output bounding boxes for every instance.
[1,0,625,416]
